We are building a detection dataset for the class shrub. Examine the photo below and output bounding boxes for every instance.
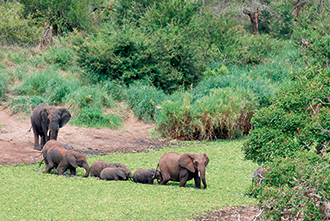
[15,69,78,105]
[252,152,330,220]
[64,85,117,115]
[243,67,330,164]
[156,87,258,140]
[4,96,45,115]
[0,2,43,45]
[125,82,167,123]
[71,107,123,129]
[20,0,99,35]
[44,45,76,69]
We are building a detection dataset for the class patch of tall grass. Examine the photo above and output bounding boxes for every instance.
[125,82,167,123]
[0,140,257,220]
[156,87,258,140]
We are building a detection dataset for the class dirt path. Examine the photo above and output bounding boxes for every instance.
[0,106,170,165]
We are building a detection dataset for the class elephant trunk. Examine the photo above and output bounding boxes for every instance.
[83,162,90,177]
[49,130,58,141]
[199,168,207,189]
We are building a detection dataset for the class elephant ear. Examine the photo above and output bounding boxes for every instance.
[116,168,127,180]
[202,152,210,167]
[65,151,78,168]
[40,107,50,124]
[58,108,71,128]
[178,153,195,173]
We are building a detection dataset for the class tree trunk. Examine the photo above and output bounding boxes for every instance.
[243,8,259,35]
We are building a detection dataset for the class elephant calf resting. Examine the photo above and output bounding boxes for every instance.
[90,159,132,179]
[132,168,162,184]
[43,144,89,177]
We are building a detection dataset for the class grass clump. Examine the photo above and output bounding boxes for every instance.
[3,96,45,115]
[125,82,167,123]
[71,107,123,129]
[156,87,258,140]
[0,139,256,220]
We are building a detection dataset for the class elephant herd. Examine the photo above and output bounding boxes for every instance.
[31,104,210,188]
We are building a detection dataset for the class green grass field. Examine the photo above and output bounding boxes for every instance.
[0,139,257,220]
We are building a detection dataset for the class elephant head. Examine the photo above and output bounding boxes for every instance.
[178,152,209,188]
[65,150,90,177]
[31,103,71,150]
[41,106,71,141]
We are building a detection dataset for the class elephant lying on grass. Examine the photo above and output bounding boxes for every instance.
[100,167,131,181]
[90,159,132,178]
[133,168,162,184]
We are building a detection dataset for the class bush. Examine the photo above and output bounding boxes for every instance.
[125,82,167,123]
[156,87,258,140]
[44,45,76,69]
[75,21,204,93]
[20,0,100,35]
[15,69,79,105]
[252,152,330,220]
[71,107,123,129]
[4,96,45,115]
[64,85,117,115]
[0,2,43,45]
[244,67,330,164]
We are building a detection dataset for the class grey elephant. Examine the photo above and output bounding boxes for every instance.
[100,167,131,181]
[43,144,89,177]
[31,103,71,150]
[90,159,132,178]
[133,168,162,184]
[41,140,74,168]
[156,152,209,189]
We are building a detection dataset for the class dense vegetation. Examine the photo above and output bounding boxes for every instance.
[1,0,330,219]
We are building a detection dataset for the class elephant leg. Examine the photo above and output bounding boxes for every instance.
[40,134,46,148]
[57,162,67,175]
[179,175,189,187]
[33,128,42,150]
[44,161,54,173]
[194,175,201,189]
[70,168,76,176]
[159,173,170,185]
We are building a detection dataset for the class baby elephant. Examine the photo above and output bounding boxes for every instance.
[133,168,162,184]
[90,159,132,178]
[44,145,89,177]
[100,167,130,181]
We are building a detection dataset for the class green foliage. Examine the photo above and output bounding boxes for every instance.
[64,85,116,112]
[74,21,204,92]
[125,82,167,123]
[44,45,76,69]
[292,15,330,68]
[252,152,330,220]
[0,71,8,102]
[156,87,258,140]
[0,140,256,220]
[0,2,43,45]
[72,107,123,129]
[15,69,79,105]
[244,67,330,164]
[4,96,45,115]
[20,0,101,35]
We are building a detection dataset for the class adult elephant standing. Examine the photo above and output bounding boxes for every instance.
[30,103,71,150]
[156,152,209,189]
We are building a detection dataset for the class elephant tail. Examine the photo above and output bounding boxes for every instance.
[152,163,160,183]
[28,126,32,132]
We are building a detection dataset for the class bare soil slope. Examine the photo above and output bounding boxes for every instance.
[0,106,169,165]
